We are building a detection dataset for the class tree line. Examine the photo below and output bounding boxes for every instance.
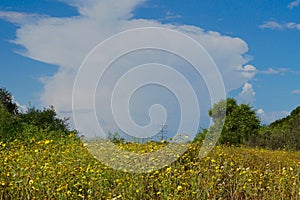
[194,98,300,151]
[0,87,299,150]
[0,87,74,142]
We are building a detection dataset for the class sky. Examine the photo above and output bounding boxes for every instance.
[0,0,299,139]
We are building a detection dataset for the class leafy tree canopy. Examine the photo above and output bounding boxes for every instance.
[208,98,260,145]
[0,87,18,115]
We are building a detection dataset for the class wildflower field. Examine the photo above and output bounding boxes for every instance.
[0,135,300,200]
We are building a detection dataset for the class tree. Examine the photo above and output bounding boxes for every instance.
[258,105,300,150]
[19,105,70,133]
[208,98,260,145]
[0,87,18,115]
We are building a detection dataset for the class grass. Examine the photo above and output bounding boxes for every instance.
[0,135,300,199]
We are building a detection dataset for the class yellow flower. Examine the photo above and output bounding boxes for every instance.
[44,140,51,145]
[166,167,172,172]
[177,185,183,191]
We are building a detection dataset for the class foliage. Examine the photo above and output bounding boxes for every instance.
[0,87,73,142]
[107,132,125,144]
[193,128,208,143]
[19,105,70,133]
[0,104,20,141]
[206,98,260,145]
[0,87,18,115]
[249,106,300,150]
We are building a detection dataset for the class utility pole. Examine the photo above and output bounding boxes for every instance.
[160,124,167,141]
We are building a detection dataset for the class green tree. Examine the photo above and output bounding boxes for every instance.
[0,87,18,115]
[20,105,70,133]
[208,98,260,145]
[257,105,300,150]
[0,103,20,141]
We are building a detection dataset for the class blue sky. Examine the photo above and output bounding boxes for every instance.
[0,0,300,137]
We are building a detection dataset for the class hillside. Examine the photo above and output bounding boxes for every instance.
[252,106,300,151]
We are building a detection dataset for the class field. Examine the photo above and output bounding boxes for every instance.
[0,135,300,200]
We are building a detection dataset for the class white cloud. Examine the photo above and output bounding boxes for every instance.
[11,95,28,113]
[236,82,255,104]
[164,11,182,20]
[288,0,300,9]
[257,108,264,114]
[292,89,300,94]
[257,109,290,124]
[260,20,300,30]
[258,67,288,75]
[259,21,284,30]
[236,64,256,79]
[257,67,300,76]
[15,101,28,113]
[0,11,45,25]
[0,0,257,137]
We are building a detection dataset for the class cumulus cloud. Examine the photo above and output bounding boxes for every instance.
[0,0,257,138]
[260,20,300,30]
[236,82,255,104]
[236,64,256,79]
[288,0,300,9]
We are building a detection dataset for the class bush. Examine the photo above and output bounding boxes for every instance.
[19,106,70,134]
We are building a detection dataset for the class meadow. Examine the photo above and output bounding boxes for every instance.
[1,134,299,200]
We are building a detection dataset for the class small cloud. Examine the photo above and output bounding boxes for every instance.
[259,21,283,30]
[164,11,182,20]
[286,22,297,29]
[258,67,288,75]
[292,89,300,94]
[288,0,300,9]
[258,110,290,124]
[257,108,264,114]
[259,20,300,30]
[236,82,255,104]
[236,64,257,79]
